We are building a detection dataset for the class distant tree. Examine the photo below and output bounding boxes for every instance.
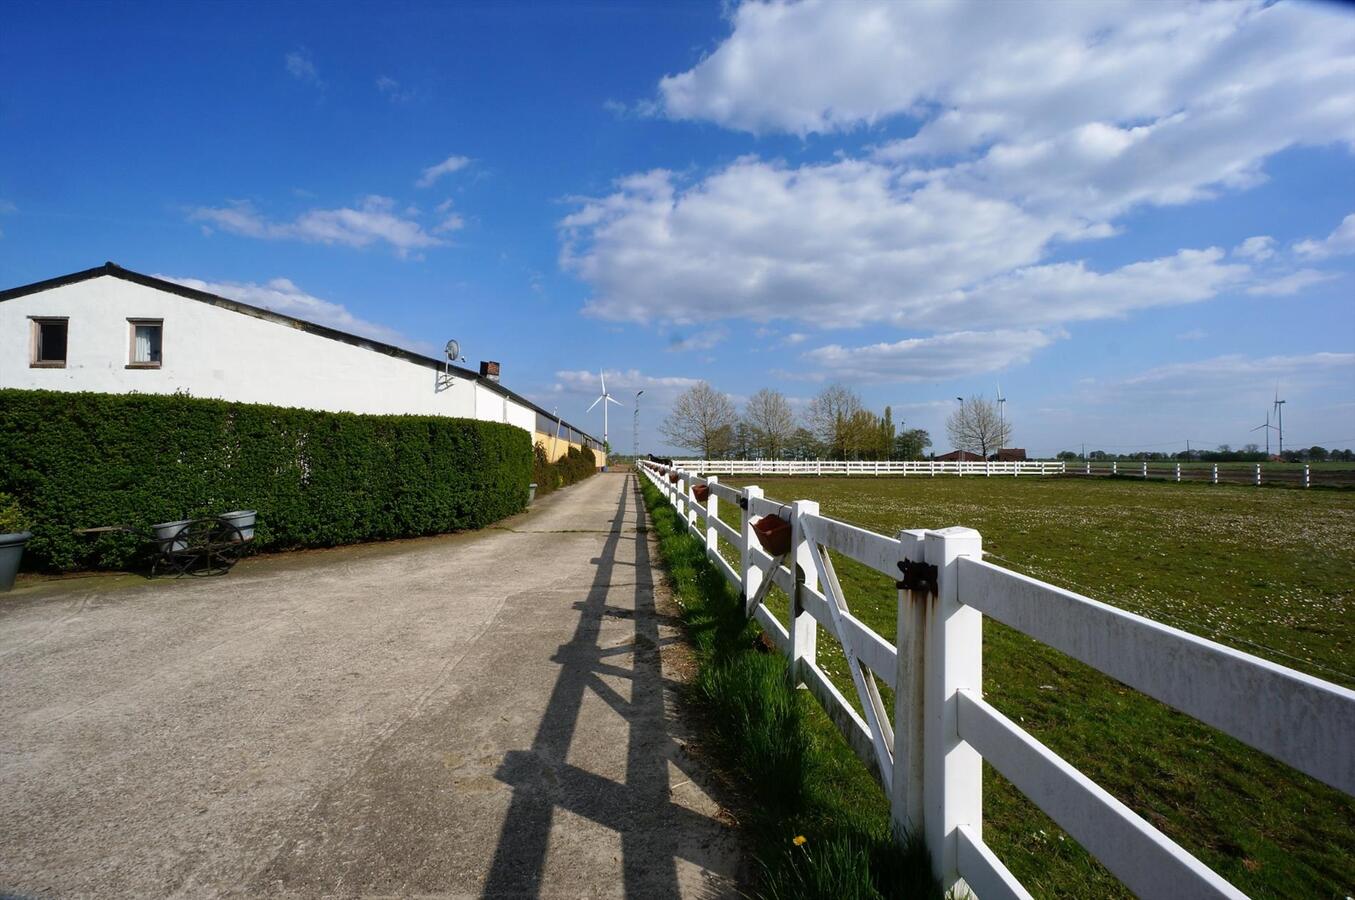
[743,388,798,459]
[660,381,738,459]
[1243,443,1261,455]
[807,383,865,460]
[894,428,932,460]
[788,427,824,459]
[1309,445,1329,462]
[946,396,1011,458]
[879,406,896,460]
[1056,450,1078,460]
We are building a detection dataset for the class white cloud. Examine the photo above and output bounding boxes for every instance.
[1234,235,1275,261]
[417,155,472,188]
[1294,213,1355,260]
[376,75,414,104]
[666,325,729,353]
[1176,329,1208,341]
[189,196,443,257]
[553,368,698,397]
[1246,269,1339,297]
[285,50,321,86]
[156,274,423,351]
[432,198,465,234]
[1121,352,1355,395]
[806,329,1056,383]
[562,157,1248,330]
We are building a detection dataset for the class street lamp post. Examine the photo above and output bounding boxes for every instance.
[634,390,644,458]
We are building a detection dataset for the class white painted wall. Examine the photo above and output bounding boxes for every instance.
[0,275,542,433]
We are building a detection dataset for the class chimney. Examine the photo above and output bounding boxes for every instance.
[479,360,501,382]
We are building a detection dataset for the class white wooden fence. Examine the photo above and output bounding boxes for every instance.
[675,459,1065,477]
[638,460,1355,899]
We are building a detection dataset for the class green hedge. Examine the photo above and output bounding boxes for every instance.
[532,442,598,497]
[0,389,533,571]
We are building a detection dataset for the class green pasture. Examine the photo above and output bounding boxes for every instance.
[708,474,1355,898]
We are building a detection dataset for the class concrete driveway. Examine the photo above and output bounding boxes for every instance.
[0,472,744,898]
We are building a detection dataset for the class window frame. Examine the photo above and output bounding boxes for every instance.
[126,318,164,369]
[29,316,69,368]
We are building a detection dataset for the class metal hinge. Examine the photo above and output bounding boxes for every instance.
[897,559,938,595]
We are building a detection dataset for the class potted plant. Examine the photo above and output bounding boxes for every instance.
[0,492,32,592]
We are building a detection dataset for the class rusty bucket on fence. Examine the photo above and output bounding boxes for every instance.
[752,513,792,556]
[693,484,710,503]
[668,473,680,484]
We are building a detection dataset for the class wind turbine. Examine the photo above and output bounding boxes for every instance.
[1251,410,1275,457]
[996,381,1007,448]
[587,371,623,450]
[1273,386,1286,458]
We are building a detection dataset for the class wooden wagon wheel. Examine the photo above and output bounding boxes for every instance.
[163,518,247,577]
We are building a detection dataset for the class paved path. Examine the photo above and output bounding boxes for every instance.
[0,472,744,898]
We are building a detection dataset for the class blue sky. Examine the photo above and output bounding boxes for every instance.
[3,0,1353,456]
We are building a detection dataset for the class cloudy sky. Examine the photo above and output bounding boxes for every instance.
[4,0,1353,455]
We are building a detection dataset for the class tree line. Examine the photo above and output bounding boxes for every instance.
[1057,446,1355,463]
[660,382,932,461]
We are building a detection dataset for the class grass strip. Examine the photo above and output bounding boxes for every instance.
[638,476,942,899]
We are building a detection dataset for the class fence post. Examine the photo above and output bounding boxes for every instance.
[1305,464,1311,488]
[1142,461,1148,479]
[686,475,699,533]
[704,475,719,560]
[1255,463,1262,486]
[740,486,764,617]
[1112,461,1118,476]
[923,526,984,894]
[1085,460,1090,476]
[892,530,926,839]
[788,499,820,687]
[1213,464,1219,484]
[1176,462,1181,482]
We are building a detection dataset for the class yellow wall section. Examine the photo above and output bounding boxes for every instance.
[534,432,607,468]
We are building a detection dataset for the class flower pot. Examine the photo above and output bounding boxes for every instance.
[0,531,31,592]
[218,510,257,542]
[752,514,792,556]
[693,484,710,503]
[153,519,192,552]
[668,473,680,484]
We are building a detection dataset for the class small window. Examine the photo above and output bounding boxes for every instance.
[30,317,68,367]
[128,319,163,368]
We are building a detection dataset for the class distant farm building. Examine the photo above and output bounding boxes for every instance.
[936,450,984,462]
[993,448,1028,461]
[0,262,603,463]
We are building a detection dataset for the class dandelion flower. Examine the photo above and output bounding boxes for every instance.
[792,835,807,846]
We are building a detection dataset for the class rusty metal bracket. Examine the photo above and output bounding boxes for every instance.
[897,558,938,595]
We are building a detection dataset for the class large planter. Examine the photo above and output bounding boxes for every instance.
[218,510,257,542]
[527,483,538,505]
[0,531,32,592]
[153,519,192,553]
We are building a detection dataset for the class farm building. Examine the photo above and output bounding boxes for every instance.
[0,262,603,463]
[935,450,984,462]
[992,448,1027,461]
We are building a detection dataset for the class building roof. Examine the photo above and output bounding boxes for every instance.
[0,262,602,446]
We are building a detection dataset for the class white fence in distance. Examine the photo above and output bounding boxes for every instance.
[675,459,1065,477]
[639,460,1355,899]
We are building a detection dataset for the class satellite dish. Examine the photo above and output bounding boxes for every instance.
[445,339,460,362]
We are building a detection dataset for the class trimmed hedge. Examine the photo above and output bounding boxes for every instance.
[532,442,598,497]
[0,389,533,571]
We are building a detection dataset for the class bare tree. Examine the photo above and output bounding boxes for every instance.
[661,382,738,458]
[806,383,865,459]
[743,388,797,458]
[946,395,1011,458]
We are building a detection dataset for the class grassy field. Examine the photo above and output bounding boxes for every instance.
[711,474,1355,898]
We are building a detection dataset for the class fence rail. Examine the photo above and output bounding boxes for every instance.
[674,459,1065,477]
[638,460,1355,899]
[673,458,1341,488]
